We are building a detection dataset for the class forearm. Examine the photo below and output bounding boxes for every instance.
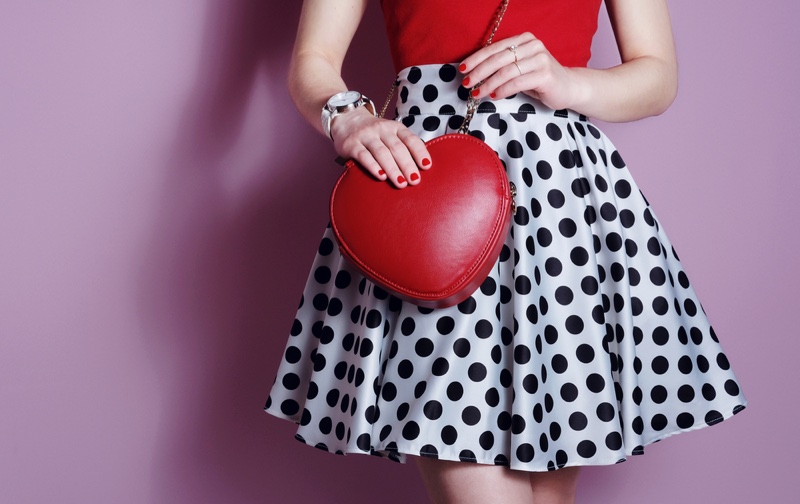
[567,55,678,122]
[287,0,367,136]
[288,51,349,136]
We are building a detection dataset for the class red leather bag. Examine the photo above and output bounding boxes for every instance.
[329,133,515,308]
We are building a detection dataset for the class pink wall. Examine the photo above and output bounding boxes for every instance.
[0,1,796,502]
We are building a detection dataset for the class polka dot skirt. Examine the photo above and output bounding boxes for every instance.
[265,64,747,471]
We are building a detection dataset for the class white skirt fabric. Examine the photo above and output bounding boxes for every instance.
[264,64,747,471]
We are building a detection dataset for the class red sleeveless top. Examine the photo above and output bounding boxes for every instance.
[379,0,603,72]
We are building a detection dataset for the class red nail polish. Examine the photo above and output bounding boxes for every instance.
[421,158,431,167]
[378,169,385,176]
[458,63,467,72]
[410,172,420,182]
[471,88,480,97]
[397,175,406,184]
[462,77,470,86]
[490,92,497,99]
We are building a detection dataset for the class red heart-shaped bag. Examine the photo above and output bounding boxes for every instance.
[330,133,515,308]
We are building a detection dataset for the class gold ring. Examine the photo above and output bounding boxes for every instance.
[513,61,523,76]
[507,44,518,62]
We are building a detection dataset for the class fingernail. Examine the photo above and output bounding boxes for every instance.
[490,92,497,99]
[471,88,480,97]
[421,158,431,167]
[458,63,467,72]
[462,77,470,86]
[397,175,406,184]
[410,172,420,182]
[378,169,385,176]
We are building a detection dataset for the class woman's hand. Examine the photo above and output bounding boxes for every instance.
[330,107,431,189]
[459,32,585,112]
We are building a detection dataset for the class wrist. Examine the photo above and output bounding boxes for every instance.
[564,67,593,114]
[321,91,377,140]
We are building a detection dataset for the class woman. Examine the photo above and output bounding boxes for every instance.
[265,1,747,502]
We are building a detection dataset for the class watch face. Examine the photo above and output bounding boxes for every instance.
[329,90,361,108]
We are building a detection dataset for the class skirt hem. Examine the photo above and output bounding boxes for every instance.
[264,399,747,472]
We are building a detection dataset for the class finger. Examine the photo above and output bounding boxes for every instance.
[492,73,540,101]
[367,142,408,189]
[459,32,536,76]
[397,128,432,171]
[385,136,421,186]
[480,52,543,99]
[351,148,388,182]
[384,136,420,185]
[493,64,550,103]
[466,39,545,95]
[479,60,528,100]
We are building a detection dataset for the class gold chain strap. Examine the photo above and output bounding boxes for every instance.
[378,0,510,134]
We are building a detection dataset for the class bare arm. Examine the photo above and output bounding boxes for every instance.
[288,0,366,133]
[289,0,431,188]
[463,0,678,122]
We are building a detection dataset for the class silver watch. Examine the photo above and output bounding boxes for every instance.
[321,91,377,140]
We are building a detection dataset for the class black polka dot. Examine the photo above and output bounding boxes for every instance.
[415,338,434,357]
[507,140,524,158]
[318,238,334,256]
[577,440,596,458]
[447,382,463,401]
[651,356,669,374]
[559,218,577,237]
[546,123,563,141]
[432,357,449,376]
[560,383,579,402]
[600,203,617,221]
[468,363,488,382]
[605,432,622,451]
[462,406,481,425]
[522,374,539,394]
[564,250,587,270]
[526,131,541,151]
[569,412,588,431]
[676,412,695,429]
[572,178,591,198]
[285,345,301,363]
[438,64,456,82]
[547,189,566,208]
[597,402,615,422]
[651,385,668,404]
[586,374,605,393]
[610,150,625,168]
[614,180,632,198]
[422,116,441,131]
[516,443,535,463]
[479,431,495,450]
[441,425,458,445]
[280,399,299,416]
[566,315,584,335]
[724,379,740,396]
[576,344,595,364]
[397,359,414,379]
[677,384,695,402]
[559,150,576,168]
[485,388,500,407]
[422,84,438,102]
[522,168,533,187]
[436,316,455,335]
[651,414,668,431]
[555,286,574,305]
[536,160,552,179]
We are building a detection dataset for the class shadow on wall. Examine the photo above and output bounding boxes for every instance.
[137,1,418,503]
